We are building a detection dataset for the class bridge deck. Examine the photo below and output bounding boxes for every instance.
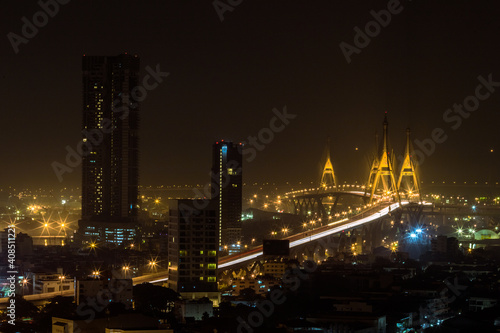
[219,201,407,268]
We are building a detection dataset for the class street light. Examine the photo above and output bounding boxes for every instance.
[122,265,131,278]
[58,275,65,294]
[22,278,28,296]
[148,260,157,270]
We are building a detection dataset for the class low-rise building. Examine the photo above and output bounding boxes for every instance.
[33,270,73,294]
[469,297,498,312]
[76,278,133,309]
[232,276,281,296]
[52,313,171,333]
[263,262,286,278]
[175,298,213,323]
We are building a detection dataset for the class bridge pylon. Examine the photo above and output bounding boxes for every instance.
[368,113,400,204]
[397,128,421,202]
[320,137,336,190]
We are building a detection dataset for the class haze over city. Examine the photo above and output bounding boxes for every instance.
[2,1,500,189]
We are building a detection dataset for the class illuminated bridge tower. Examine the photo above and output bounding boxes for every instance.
[320,138,337,190]
[368,113,400,203]
[397,128,421,202]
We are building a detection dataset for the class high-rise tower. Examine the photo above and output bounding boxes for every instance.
[211,141,242,253]
[78,54,140,245]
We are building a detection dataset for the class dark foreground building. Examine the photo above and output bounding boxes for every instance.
[167,199,220,304]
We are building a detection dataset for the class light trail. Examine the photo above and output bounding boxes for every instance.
[219,201,408,269]
[289,202,405,248]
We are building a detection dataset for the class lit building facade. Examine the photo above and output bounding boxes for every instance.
[167,199,219,302]
[211,141,242,252]
[232,276,281,296]
[78,54,140,245]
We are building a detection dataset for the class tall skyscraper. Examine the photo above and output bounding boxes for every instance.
[78,54,140,245]
[211,141,242,253]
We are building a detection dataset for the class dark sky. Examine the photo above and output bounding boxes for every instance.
[1,0,500,189]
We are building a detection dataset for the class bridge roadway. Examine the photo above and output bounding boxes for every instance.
[0,271,168,308]
[284,186,380,200]
[219,200,414,269]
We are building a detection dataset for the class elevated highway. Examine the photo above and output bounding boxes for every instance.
[0,271,168,308]
[219,200,416,269]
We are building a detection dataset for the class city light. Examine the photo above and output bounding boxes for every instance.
[148,260,158,269]
[2,6,499,329]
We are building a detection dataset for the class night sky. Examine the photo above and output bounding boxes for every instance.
[1,0,500,189]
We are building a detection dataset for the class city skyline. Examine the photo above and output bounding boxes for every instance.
[2,2,500,332]
[1,1,500,189]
